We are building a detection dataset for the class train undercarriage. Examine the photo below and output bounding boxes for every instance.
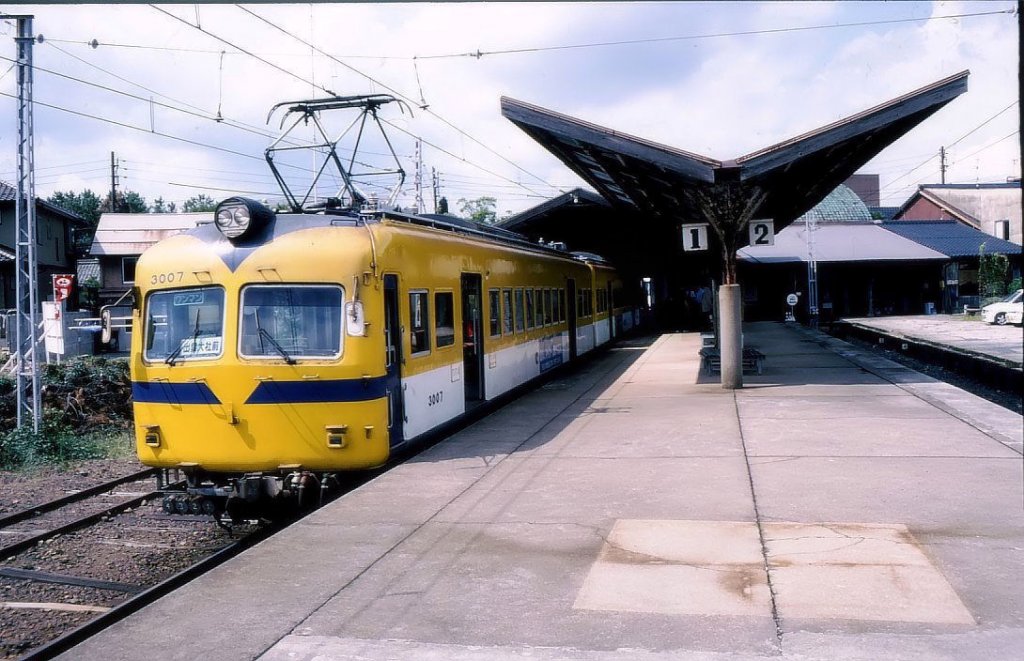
[156,467,348,525]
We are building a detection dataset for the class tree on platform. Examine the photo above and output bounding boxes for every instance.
[978,244,1009,301]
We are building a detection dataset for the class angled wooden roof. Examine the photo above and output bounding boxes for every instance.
[501,71,969,240]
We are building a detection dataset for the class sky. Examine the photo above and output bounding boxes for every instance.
[0,1,1019,217]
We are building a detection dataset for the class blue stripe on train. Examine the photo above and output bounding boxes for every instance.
[132,376,388,406]
[132,381,221,405]
[245,376,388,404]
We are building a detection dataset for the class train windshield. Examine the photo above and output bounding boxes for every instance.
[144,287,226,364]
[239,285,344,360]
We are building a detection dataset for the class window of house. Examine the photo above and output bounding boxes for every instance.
[514,288,525,332]
[488,289,501,337]
[995,220,1010,240]
[502,289,514,335]
[409,290,430,355]
[435,291,455,348]
[122,257,138,284]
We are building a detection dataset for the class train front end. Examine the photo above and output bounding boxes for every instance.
[130,198,390,519]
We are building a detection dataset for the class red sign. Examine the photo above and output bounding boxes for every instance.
[52,274,75,303]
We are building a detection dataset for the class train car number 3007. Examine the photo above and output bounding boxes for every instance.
[151,271,185,285]
[427,391,444,407]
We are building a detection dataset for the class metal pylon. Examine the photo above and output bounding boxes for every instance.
[13,15,41,432]
[804,213,819,329]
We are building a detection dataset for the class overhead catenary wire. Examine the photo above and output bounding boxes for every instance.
[232,4,555,191]
[39,44,321,150]
[48,7,1012,61]
[148,4,551,198]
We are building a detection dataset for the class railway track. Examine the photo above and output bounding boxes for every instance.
[0,468,159,561]
[1,466,384,660]
[0,469,264,660]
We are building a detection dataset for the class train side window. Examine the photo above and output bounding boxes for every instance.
[488,289,501,337]
[409,290,430,356]
[435,291,455,348]
[525,289,535,330]
[577,290,584,319]
[534,288,543,328]
[587,289,593,316]
[514,288,525,332]
[502,289,513,335]
[543,289,552,325]
[558,289,566,322]
[552,288,561,324]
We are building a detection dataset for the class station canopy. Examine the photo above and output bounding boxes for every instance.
[500,71,970,262]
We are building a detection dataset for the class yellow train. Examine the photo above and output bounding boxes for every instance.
[128,197,633,519]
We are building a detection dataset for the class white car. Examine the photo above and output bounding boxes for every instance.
[981,289,1023,325]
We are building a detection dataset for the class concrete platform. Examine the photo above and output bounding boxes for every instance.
[843,314,1024,368]
[61,323,1024,661]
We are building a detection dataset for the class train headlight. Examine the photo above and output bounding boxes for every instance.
[214,197,273,241]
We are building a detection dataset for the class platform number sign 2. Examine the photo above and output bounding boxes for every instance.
[748,219,775,247]
[681,224,709,252]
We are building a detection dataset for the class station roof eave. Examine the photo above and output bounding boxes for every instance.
[500,71,969,240]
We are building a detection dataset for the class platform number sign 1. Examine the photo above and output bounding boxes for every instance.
[748,219,775,247]
[681,224,709,252]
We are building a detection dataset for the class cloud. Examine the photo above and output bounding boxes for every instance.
[0,1,1017,213]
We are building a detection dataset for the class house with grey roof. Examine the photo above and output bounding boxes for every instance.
[89,212,212,306]
[893,182,1022,245]
[0,181,86,310]
[738,184,1021,320]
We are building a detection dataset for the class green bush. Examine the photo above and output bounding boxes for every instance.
[0,357,133,469]
[1,418,101,468]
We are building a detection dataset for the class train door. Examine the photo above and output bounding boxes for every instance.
[607,281,615,339]
[566,278,578,359]
[383,275,404,446]
[461,273,484,405]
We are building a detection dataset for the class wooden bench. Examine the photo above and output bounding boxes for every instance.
[699,347,765,375]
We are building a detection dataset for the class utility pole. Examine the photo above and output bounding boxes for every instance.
[13,14,41,432]
[940,146,947,184]
[414,139,424,214]
[109,150,119,211]
[431,167,439,213]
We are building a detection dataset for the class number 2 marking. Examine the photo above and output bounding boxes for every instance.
[753,224,770,245]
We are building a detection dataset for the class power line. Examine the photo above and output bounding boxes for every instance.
[414,8,1016,60]
[881,129,1022,201]
[1,158,107,177]
[879,99,1020,194]
[0,90,270,162]
[946,100,1018,148]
